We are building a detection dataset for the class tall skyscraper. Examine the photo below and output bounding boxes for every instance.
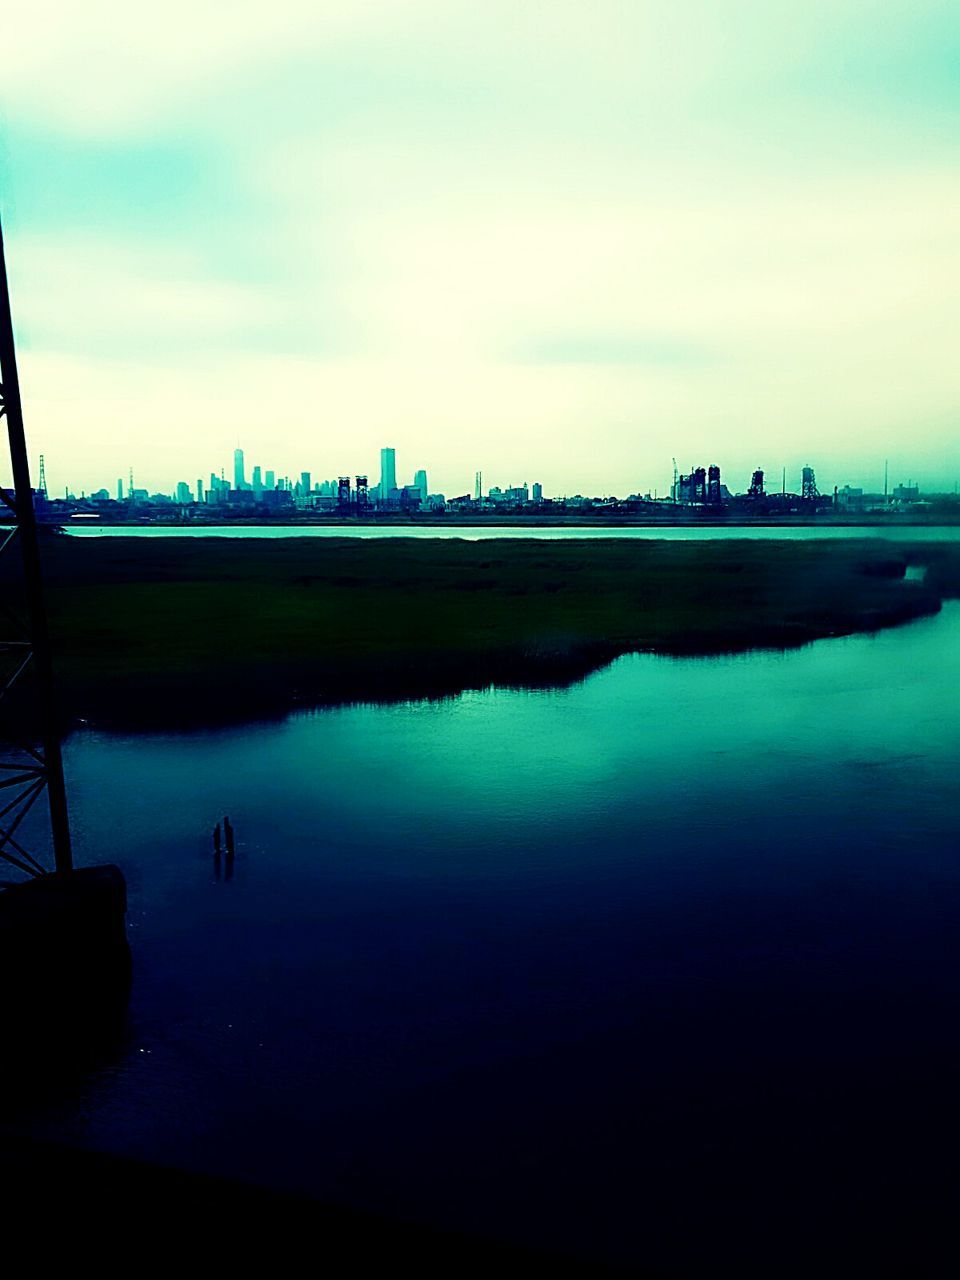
[234,447,246,491]
[252,465,263,499]
[265,470,275,490]
[117,478,123,501]
[414,468,428,502]
[196,478,203,502]
[380,447,397,498]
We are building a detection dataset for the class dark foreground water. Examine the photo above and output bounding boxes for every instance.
[12,605,960,1268]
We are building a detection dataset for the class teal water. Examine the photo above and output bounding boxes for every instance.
[66,522,960,541]
[13,604,960,1266]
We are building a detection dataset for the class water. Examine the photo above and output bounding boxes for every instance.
[66,522,960,542]
[12,605,960,1266]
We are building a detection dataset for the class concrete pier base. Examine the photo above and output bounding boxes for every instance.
[0,865,130,1038]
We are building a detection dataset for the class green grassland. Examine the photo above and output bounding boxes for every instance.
[7,535,959,730]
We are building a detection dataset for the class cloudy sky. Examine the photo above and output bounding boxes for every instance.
[1,1,958,498]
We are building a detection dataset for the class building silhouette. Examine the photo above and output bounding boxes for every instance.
[380,447,397,500]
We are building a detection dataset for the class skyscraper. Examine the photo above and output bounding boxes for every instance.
[234,447,246,491]
[380,447,397,499]
[414,468,428,502]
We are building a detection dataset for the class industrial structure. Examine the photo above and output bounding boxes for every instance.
[0,214,73,879]
[675,465,723,505]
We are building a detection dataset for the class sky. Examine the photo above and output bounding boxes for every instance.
[1,0,958,499]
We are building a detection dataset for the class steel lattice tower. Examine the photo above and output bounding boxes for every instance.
[0,212,73,878]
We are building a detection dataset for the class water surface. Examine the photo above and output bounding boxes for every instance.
[66,522,960,541]
[13,605,960,1266]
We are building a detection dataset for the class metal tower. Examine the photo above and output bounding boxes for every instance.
[801,465,819,500]
[0,213,73,878]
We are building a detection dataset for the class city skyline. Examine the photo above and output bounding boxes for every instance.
[1,3,958,498]
[38,440,944,509]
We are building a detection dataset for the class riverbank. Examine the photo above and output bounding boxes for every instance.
[12,535,960,731]
[60,510,960,531]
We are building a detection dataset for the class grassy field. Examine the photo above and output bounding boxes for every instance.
[4,535,957,730]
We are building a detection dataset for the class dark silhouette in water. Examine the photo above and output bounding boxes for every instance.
[213,822,222,855]
[223,815,235,880]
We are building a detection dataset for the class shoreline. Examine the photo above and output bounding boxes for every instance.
[61,515,960,531]
[6,536,958,734]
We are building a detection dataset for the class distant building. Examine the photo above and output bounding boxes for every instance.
[677,468,707,504]
[532,482,543,504]
[175,481,192,504]
[414,469,428,503]
[265,470,275,490]
[487,483,529,505]
[893,482,920,503]
[196,478,203,503]
[380,448,397,500]
[117,478,124,501]
[300,471,311,496]
[234,447,246,491]
[836,485,864,509]
[252,466,263,499]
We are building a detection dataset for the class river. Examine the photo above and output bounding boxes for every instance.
[11,602,960,1268]
[65,522,960,541]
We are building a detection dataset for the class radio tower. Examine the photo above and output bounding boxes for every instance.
[38,454,48,498]
[0,212,73,875]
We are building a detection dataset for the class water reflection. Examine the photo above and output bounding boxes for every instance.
[12,605,960,1267]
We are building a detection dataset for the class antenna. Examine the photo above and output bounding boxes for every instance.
[0,212,73,874]
[38,453,48,498]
